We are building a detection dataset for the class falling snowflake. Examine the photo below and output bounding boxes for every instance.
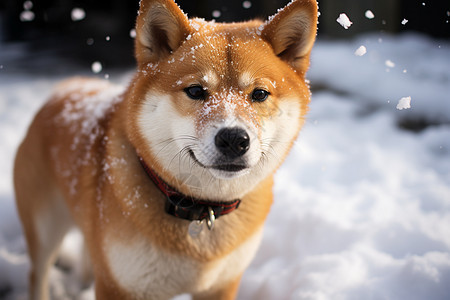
[129,29,136,39]
[91,61,102,74]
[71,8,86,21]
[385,60,395,68]
[401,19,408,25]
[20,10,34,22]
[23,1,33,10]
[242,1,252,9]
[336,13,353,29]
[365,10,375,19]
[354,45,367,56]
[396,96,412,110]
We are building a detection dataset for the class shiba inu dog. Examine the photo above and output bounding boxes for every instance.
[14,0,318,299]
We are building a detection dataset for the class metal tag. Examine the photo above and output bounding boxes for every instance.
[188,220,204,237]
[206,206,215,230]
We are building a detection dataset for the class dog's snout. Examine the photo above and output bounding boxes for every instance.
[214,127,250,159]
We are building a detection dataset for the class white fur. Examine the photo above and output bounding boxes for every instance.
[105,227,264,298]
[258,98,302,170]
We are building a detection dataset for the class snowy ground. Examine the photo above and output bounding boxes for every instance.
[1,33,449,299]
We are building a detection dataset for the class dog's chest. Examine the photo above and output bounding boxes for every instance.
[105,228,263,298]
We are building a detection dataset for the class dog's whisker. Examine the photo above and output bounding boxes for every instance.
[154,136,200,157]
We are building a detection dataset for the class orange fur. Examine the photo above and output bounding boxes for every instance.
[14,0,317,299]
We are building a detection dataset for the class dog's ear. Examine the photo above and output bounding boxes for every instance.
[135,0,191,65]
[261,0,318,74]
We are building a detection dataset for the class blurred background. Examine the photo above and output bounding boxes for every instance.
[0,0,449,74]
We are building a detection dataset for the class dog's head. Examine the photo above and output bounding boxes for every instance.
[127,0,317,200]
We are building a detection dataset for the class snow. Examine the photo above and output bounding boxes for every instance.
[397,96,412,110]
[23,1,33,10]
[19,11,34,22]
[1,33,450,299]
[336,13,353,29]
[56,80,124,138]
[385,59,396,68]
[212,10,221,19]
[402,18,409,25]
[129,29,136,39]
[242,1,252,9]
[307,33,450,123]
[20,1,34,22]
[91,61,102,74]
[354,45,367,56]
[71,8,86,22]
[365,10,375,20]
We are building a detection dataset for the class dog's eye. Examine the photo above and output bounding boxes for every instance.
[251,89,270,102]
[184,85,207,100]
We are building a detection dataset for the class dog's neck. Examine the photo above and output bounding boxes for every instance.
[138,156,241,226]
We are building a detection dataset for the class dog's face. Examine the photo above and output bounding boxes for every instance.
[127,0,317,200]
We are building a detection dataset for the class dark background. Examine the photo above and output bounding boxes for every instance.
[0,0,448,71]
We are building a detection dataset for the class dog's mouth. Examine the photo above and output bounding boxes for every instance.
[188,150,248,172]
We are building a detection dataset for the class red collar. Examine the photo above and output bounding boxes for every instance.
[138,157,241,225]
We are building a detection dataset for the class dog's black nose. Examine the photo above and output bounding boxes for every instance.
[215,127,250,159]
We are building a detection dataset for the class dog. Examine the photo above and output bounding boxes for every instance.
[14,0,317,299]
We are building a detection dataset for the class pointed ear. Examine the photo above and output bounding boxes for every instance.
[261,0,318,72]
[135,0,191,64]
